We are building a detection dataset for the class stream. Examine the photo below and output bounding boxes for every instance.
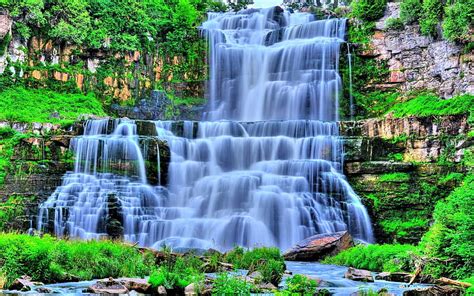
[0,262,431,295]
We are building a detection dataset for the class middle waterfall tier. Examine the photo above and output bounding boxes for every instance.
[37,119,373,251]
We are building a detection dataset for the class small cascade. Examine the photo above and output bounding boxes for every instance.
[37,7,374,251]
[347,43,355,120]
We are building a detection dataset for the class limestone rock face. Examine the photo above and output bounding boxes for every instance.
[360,2,473,97]
[0,11,12,40]
[284,231,353,261]
[344,267,375,282]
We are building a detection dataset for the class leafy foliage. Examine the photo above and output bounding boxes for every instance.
[323,244,417,272]
[421,174,474,279]
[420,0,444,37]
[385,17,404,30]
[212,273,252,296]
[351,0,387,21]
[0,87,106,124]
[0,234,154,287]
[225,247,285,285]
[442,0,474,42]
[400,0,423,24]
[282,274,318,295]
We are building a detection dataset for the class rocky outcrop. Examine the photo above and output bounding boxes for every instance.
[0,10,12,41]
[361,2,473,97]
[340,114,472,243]
[284,231,353,261]
[9,276,44,291]
[344,267,374,282]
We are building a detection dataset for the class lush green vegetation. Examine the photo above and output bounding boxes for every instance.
[0,234,154,287]
[212,273,253,295]
[323,244,417,272]
[224,247,285,285]
[379,172,410,182]
[400,0,423,24]
[386,93,474,118]
[148,256,203,290]
[0,87,106,124]
[420,174,474,279]
[280,274,318,295]
[351,0,387,21]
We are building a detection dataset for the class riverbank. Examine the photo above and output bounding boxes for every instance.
[0,233,470,295]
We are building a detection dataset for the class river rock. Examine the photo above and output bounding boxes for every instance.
[376,271,412,282]
[117,278,151,293]
[184,283,197,296]
[157,285,167,295]
[9,276,43,291]
[403,285,462,296]
[87,278,129,294]
[344,267,374,282]
[284,231,354,261]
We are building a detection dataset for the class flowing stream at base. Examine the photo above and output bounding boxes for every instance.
[37,8,374,251]
[0,263,432,296]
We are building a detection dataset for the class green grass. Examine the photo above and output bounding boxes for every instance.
[323,244,417,272]
[387,93,474,118]
[0,87,106,124]
[0,234,154,287]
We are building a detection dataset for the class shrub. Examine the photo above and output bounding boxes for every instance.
[224,247,285,285]
[379,172,410,182]
[421,174,474,279]
[442,0,473,42]
[323,244,417,272]
[351,0,387,21]
[385,17,405,30]
[400,0,423,24]
[212,273,252,296]
[420,0,444,37]
[283,274,318,295]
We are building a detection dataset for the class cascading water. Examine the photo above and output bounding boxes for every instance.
[37,7,374,251]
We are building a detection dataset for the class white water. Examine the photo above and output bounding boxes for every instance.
[37,7,374,251]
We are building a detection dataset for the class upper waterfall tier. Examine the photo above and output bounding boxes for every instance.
[202,8,346,121]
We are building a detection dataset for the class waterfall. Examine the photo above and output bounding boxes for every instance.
[37,7,374,251]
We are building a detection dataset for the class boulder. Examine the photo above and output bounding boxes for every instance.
[87,278,129,294]
[254,282,277,291]
[0,11,12,40]
[118,278,151,293]
[284,231,354,261]
[344,267,374,282]
[9,276,43,291]
[35,287,53,293]
[184,283,197,296]
[157,285,167,295]
[403,285,462,296]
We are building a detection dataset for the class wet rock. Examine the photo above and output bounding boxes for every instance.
[376,271,412,283]
[9,276,43,291]
[284,231,354,261]
[255,282,277,291]
[403,285,462,296]
[118,278,151,293]
[344,267,374,282]
[157,285,167,295]
[87,278,129,294]
[247,271,262,280]
[35,287,53,293]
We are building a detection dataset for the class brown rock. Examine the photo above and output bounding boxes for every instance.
[9,276,43,291]
[376,271,412,283]
[344,267,374,282]
[118,278,151,293]
[283,231,353,261]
